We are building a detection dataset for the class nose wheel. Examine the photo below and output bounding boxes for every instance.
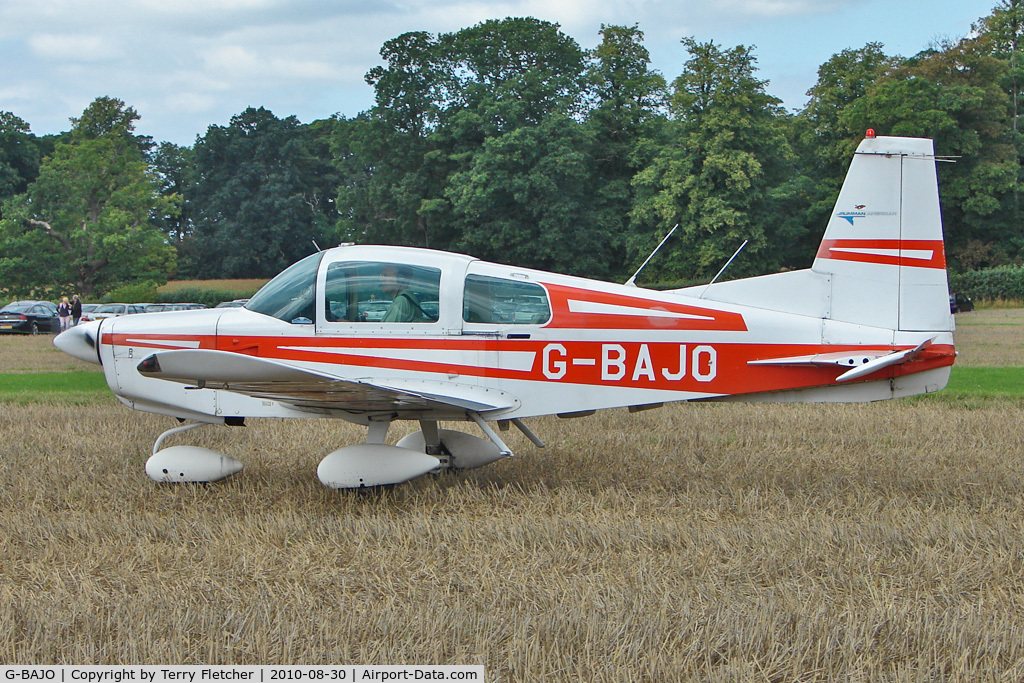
[146,422,243,483]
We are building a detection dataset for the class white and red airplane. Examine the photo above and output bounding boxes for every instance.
[55,133,956,488]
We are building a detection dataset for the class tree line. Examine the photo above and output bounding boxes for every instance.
[2,4,1024,299]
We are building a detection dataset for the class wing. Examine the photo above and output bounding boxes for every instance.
[136,349,519,414]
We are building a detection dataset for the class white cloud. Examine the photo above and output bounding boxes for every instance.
[139,0,282,11]
[198,44,346,85]
[162,91,221,115]
[717,0,848,16]
[203,45,260,77]
[29,33,121,62]
[267,57,341,81]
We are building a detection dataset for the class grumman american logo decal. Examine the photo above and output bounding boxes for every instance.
[836,205,897,225]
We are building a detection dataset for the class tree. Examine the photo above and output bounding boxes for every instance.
[365,31,457,138]
[0,98,176,298]
[584,24,669,280]
[448,116,611,275]
[795,44,903,243]
[339,18,593,264]
[631,39,802,282]
[185,107,338,278]
[800,44,902,154]
[973,0,1024,133]
[69,95,153,147]
[970,1,1024,266]
[841,38,1019,268]
[150,142,194,263]
[448,17,588,133]
[0,112,44,212]
[340,32,461,249]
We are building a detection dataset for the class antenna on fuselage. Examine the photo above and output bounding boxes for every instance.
[625,224,679,287]
[312,239,322,252]
[697,239,748,299]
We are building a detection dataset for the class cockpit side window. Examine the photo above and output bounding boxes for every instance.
[245,252,323,323]
[324,262,441,323]
[463,274,551,325]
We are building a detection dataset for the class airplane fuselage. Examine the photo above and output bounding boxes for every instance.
[65,244,954,427]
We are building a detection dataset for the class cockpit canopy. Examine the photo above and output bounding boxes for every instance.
[245,246,551,328]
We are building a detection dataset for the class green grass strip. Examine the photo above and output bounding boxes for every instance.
[0,371,111,404]
[2,366,1023,405]
[942,366,1024,397]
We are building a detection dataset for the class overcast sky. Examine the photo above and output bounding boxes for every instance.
[0,0,1002,146]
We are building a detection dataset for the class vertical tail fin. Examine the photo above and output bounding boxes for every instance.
[812,135,951,332]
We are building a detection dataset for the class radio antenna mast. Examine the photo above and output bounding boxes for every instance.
[698,240,748,299]
[625,224,678,287]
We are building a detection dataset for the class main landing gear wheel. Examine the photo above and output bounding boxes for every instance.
[317,444,441,489]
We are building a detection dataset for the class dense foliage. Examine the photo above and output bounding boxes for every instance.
[951,265,1024,300]
[4,5,1024,298]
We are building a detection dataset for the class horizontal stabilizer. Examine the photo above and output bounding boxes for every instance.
[835,339,932,382]
[749,338,935,382]
[749,349,896,370]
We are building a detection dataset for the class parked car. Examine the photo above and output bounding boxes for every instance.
[145,303,207,313]
[79,303,101,323]
[215,299,249,308]
[0,300,59,334]
[950,292,974,313]
[358,300,392,321]
[91,303,148,319]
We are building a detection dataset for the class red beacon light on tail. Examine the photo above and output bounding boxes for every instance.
[866,128,876,138]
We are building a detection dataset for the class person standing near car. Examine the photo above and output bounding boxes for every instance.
[57,296,72,332]
[71,294,82,326]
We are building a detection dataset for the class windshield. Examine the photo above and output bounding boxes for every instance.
[246,251,323,323]
[2,303,33,313]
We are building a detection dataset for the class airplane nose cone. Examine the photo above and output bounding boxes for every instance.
[54,320,102,365]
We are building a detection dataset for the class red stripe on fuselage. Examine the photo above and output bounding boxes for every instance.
[106,333,954,396]
[103,333,218,350]
[540,282,748,331]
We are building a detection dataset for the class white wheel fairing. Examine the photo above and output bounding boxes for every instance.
[146,446,243,483]
[396,428,505,469]
[317,444,441,488]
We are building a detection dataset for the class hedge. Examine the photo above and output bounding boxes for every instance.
[950,266,1024,302]
[154,287,250,308]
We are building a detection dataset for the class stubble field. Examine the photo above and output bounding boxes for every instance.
[0,312,1023,679]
